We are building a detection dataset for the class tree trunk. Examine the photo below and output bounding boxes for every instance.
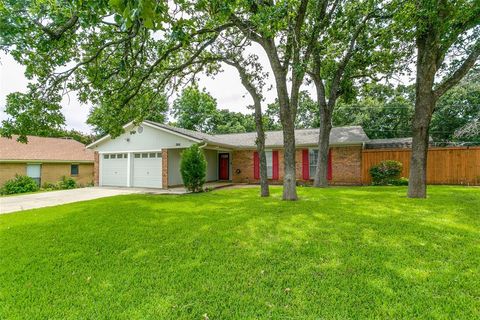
[231,61,270,197]
[254,104,269,197]
[408,33,437,198]
[313,106,332,187]
[262,41,298,200]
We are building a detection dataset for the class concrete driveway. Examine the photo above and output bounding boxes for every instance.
[0,187,140,215]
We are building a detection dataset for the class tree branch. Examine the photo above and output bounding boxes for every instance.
[434,40,480,99]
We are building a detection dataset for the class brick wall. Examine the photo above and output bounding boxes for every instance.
[0,162,94,187]
[0,163,26,186]
[94,152,99,186]
[162,149,168,189]
[41,163,94,186]
[330,146,362,185]
[231,146,362,185]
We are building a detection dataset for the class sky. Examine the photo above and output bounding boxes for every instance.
[0,45,287,134]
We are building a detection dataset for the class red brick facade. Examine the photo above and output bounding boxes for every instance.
[162,149,168,189]
[232,146,362,185]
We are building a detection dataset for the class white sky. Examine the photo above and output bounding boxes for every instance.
[0,46,289,134]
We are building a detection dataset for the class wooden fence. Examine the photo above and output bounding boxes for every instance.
[361,147,480,185]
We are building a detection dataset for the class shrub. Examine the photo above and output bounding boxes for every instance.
[1,175,39,195]
[369,160,404,185]
[180,144,207,192]
[58,176,77,189]
[389,177,409,186]
[42,182,59,191]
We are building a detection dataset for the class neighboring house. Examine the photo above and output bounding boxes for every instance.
[87,120,369,189]
[0,136,94,187]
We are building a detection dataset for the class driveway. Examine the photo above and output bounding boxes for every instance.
[0,187,140,214]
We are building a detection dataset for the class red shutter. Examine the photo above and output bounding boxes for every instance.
[302,149,309,180]
[253,151,260,179]
[272,150,279,180]
[327,149,333,181]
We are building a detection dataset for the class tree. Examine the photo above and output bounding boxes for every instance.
[265,91,319,129]
[333,83,414,139]
[307,0,401,187]
[87,93,169,136]
[180,144,207,193]
[0,0,232,140]
[430,69,480,144]
[211,110,256,134]
[171,86,218,133]
[398,0,480,198]
[219,0,326,200]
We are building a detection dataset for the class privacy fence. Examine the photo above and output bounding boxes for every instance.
[361,147,480,186]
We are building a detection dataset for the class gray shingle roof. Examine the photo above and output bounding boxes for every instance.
[145,121,369,149]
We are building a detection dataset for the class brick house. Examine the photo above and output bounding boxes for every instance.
[0,136,94,187]
[87,120,369,188]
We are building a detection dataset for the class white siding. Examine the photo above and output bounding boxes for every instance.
[93,124,195,152]
[168,149,183,186]
[204,149,218,182]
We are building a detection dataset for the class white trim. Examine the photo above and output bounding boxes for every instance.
[142,121,202,143]
[87,121,203,149]
[98,149,163,154]
[126,152,131,187]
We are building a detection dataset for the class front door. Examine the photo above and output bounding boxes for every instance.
[219,153,229,180]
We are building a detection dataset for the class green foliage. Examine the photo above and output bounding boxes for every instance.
[333,83,414,139]
[431,70,480,144]
[180,144,207,192]
[369,160,404,186]
[58,176,77,190]
[1,90,65,143]
[1,175,39,195]
[266,91,318,130]
[172,86,218,133]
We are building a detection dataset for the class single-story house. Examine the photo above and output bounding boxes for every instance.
[86,120,369,188]
[0,136,94,187]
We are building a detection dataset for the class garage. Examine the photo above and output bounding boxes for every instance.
[132,152,163,188]
[101,153,128,186]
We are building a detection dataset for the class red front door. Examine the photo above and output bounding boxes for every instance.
[219,153,229,180]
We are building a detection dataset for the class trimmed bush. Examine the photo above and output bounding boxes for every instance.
[369,160,404,185]
[58,176,77,189]
[1,175,39,195]
[180,144,207,192]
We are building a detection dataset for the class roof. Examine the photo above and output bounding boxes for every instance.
[212,126,369,148]
[89,120,369,150]
[365,137,433,149]
[0,136,94,162]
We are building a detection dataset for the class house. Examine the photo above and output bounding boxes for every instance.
[0,136,95,187]
[86,120,369,188]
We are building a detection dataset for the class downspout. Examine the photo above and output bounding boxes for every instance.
[198,141,208,149]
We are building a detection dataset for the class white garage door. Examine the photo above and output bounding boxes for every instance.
[101,153,128,187]
[133,152,163,188]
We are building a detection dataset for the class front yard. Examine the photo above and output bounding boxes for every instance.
[0,186,479,319]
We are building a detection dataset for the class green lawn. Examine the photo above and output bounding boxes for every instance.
[0,186,479,319]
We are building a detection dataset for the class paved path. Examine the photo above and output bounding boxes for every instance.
[0,182,235,215]
[0,187,142,214]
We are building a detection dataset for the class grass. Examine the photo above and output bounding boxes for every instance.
[0,186,479,319]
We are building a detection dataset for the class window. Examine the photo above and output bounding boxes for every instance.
[110,154,116,159]
[141,153,148,158]
[71,164,79,176]
[103,154,109,159]
[157,152,162,158]
[265,151,273,179]
[309,149,318,178]
[149,153,156,158]
[134,153,140,158]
